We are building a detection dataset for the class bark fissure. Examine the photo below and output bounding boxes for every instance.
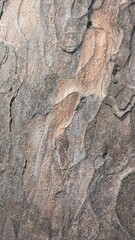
[0,0,7,20]
[9,82,24,132]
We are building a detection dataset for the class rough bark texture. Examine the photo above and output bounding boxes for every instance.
[0,0,135,239]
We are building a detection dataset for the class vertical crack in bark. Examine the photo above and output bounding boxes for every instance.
[0,0,7,20]
[9,82,23,133]
[124,26,135,67]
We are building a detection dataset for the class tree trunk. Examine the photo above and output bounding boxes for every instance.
[0,0,135,239]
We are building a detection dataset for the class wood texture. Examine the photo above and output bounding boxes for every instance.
[0,0,135,239]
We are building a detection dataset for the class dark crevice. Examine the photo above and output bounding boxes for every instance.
[80,96,87,103]
[9,82,24,133]
[112,65,120,77]
[75,96,87,111]
[0,0,7,20]
[104,93,135,119]
[22,158,27,177]
[9,96,16,132]
[102,149,108,158]
[60,43,82,54]
[123,26,135,67]
[112,65,121,84]
[129,1,135,6]
[87,20,92,29]
[30,110,50,121]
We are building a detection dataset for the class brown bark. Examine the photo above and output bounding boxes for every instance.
[0,0,135,239]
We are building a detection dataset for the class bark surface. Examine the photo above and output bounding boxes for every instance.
[0,0,135,239]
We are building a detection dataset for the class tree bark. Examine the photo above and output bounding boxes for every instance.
[0,0,135,239]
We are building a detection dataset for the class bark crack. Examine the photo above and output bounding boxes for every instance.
[9,82,24,133]
[104,95,135,119]
[0,0,7,20]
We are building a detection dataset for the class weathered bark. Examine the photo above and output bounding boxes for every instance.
[0,0,135,239]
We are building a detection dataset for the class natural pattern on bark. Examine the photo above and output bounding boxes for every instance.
[0,0,135,239]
